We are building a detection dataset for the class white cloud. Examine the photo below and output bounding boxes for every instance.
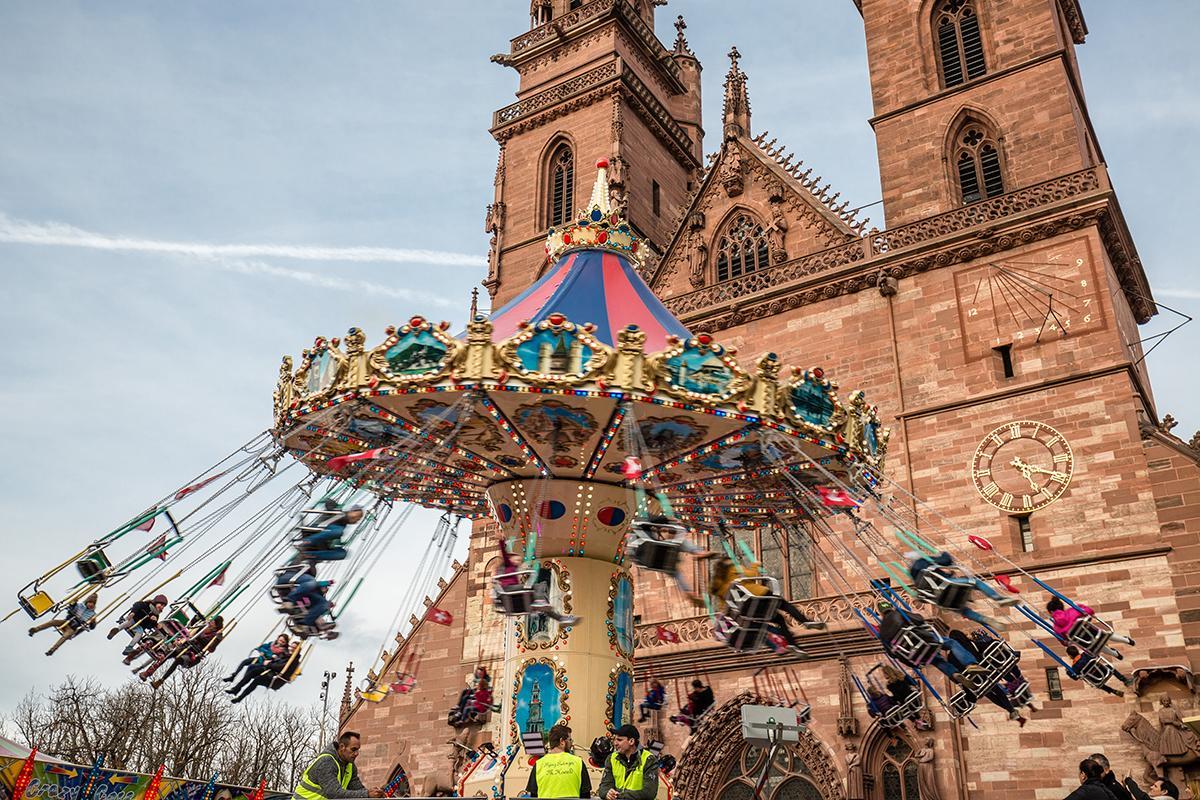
[0,212,484,267]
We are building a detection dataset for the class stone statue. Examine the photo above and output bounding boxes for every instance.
[844,743,864,800]
[1158,695,1200,757]
[917,738,941,800]
[767,205,789,263]
[686,229,708,288]
[720,146,744,197]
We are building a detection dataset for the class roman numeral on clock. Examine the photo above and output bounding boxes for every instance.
[981,482,1000,498]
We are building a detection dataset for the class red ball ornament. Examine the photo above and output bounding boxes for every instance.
[528,757,538,767]
[548,313,566,326]
[596,158,609,168]
[697,332,713,346]
[812,367,825,379]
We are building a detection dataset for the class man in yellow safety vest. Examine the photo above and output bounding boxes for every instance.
[293,731,384,800]
[524,723,592,798]
[599,725,658,800]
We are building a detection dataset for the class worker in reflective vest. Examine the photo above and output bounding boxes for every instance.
[525,723,591,798]
[599,725,659,800]
[293,732,383,800]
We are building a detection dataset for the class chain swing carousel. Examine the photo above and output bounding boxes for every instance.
[271,162,888,796]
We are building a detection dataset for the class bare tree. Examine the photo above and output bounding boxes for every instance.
[10,660,319,788]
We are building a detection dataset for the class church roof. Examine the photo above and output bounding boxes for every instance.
[649,48,868,289]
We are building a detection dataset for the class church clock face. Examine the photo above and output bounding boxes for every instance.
[971,420,1073,513]
[953,238,1104,360]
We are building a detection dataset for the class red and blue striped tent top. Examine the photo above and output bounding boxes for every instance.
[486,248,691,351]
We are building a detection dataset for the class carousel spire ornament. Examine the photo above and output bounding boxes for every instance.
[544,159,645,267]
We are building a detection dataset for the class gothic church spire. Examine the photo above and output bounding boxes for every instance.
[723,46,751,140]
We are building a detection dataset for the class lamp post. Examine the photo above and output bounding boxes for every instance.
[320,670,337,746]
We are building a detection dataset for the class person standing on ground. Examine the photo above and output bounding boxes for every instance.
[1065,760,1119,800]
[1087,754,1131,800]
[293,731,383,800]
[524,723,591,798]
[598,725,658,800]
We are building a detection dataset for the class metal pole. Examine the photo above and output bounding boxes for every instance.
[320,670,337,746]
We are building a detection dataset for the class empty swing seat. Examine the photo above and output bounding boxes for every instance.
[76,551,113,583]
[888,624,944,667]
[19,590,56,619]
[914,568,972,610]
[1067,615,1114,655]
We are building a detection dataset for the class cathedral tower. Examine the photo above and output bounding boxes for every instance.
[484,0,704,305]
[856,0,1099,227]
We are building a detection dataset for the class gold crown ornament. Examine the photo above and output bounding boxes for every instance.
[544,159,645,266]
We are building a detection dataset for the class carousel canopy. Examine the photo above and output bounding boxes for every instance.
[272,161,889,548]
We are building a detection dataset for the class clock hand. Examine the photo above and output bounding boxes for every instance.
[1010,457,1068,485]
[1008,457,1040,492]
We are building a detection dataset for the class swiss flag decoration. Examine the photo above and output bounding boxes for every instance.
[148,535,169,562]
[174,472,228,501]
[655,625,679,644]
[766,632,789,654]
[995,574,1020,594]
[816,486,859,509]
[326,447,389,472]
[207,565,229,589]
[427,607,454,626]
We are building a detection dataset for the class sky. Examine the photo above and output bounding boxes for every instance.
[0,1,1197,720]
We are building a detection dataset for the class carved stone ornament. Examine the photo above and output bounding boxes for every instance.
[720,146,744,197]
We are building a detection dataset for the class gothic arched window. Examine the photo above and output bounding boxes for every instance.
[715,212,770,282]
[716,742,824,800]
[547,144,574,228]
[934,0,987,88]
[952,122,1005,204]
[876,738,921,800]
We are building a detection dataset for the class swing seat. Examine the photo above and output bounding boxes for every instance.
[629,538,683,573]
[19,590,55,619]
[391,673,417,694]
[947,690,977,720]
[271,563,314,603]
[361,685,390,703]
[914,568,972,610]
[1067,615,1113,656]
[728,577,782,621]
[491,571,537,616]
[880,693,923,729]
[977,639,1019,676]
[958,663,1004,697]
[1079,656,1115,689]
[76,551,112,583]
[1007,679,1034,708]
[718,614,770,652]
[888,624,944,667]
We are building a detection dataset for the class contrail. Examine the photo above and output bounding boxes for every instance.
[0,213,485,267]
[1156,288,1200,301]
[220,258,458,307]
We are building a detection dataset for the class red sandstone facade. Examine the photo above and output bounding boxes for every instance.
[344,2,1200,798]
